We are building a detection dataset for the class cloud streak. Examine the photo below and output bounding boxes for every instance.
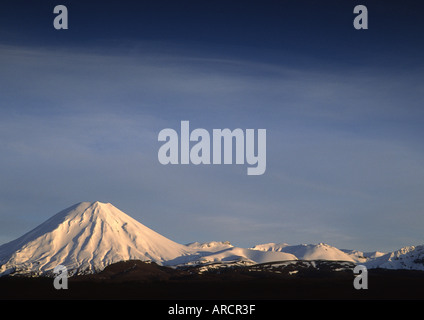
[0,43,423,252]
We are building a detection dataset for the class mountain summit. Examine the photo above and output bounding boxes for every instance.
[1,201,423,277]
[0,201,189,276]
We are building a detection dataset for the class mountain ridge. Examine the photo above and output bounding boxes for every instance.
[1,201,423,276]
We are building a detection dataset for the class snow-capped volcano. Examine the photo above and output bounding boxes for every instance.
[1,201,423,277]
[0,201,190,276]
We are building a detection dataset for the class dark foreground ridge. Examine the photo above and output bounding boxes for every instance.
[1,260,424,300]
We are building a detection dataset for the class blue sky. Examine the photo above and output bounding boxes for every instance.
[0,0,423,252]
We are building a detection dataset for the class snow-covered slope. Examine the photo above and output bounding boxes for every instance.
[364,245,424,270]
[250,243,289,252]
[174,246,298,267]
[0,201,190,276]
[340,249,386,263]
[250,242,359,262]
[1,201,423,276]
[186,241,234,251]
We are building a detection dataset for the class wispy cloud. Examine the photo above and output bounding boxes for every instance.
[0,43,423,252]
